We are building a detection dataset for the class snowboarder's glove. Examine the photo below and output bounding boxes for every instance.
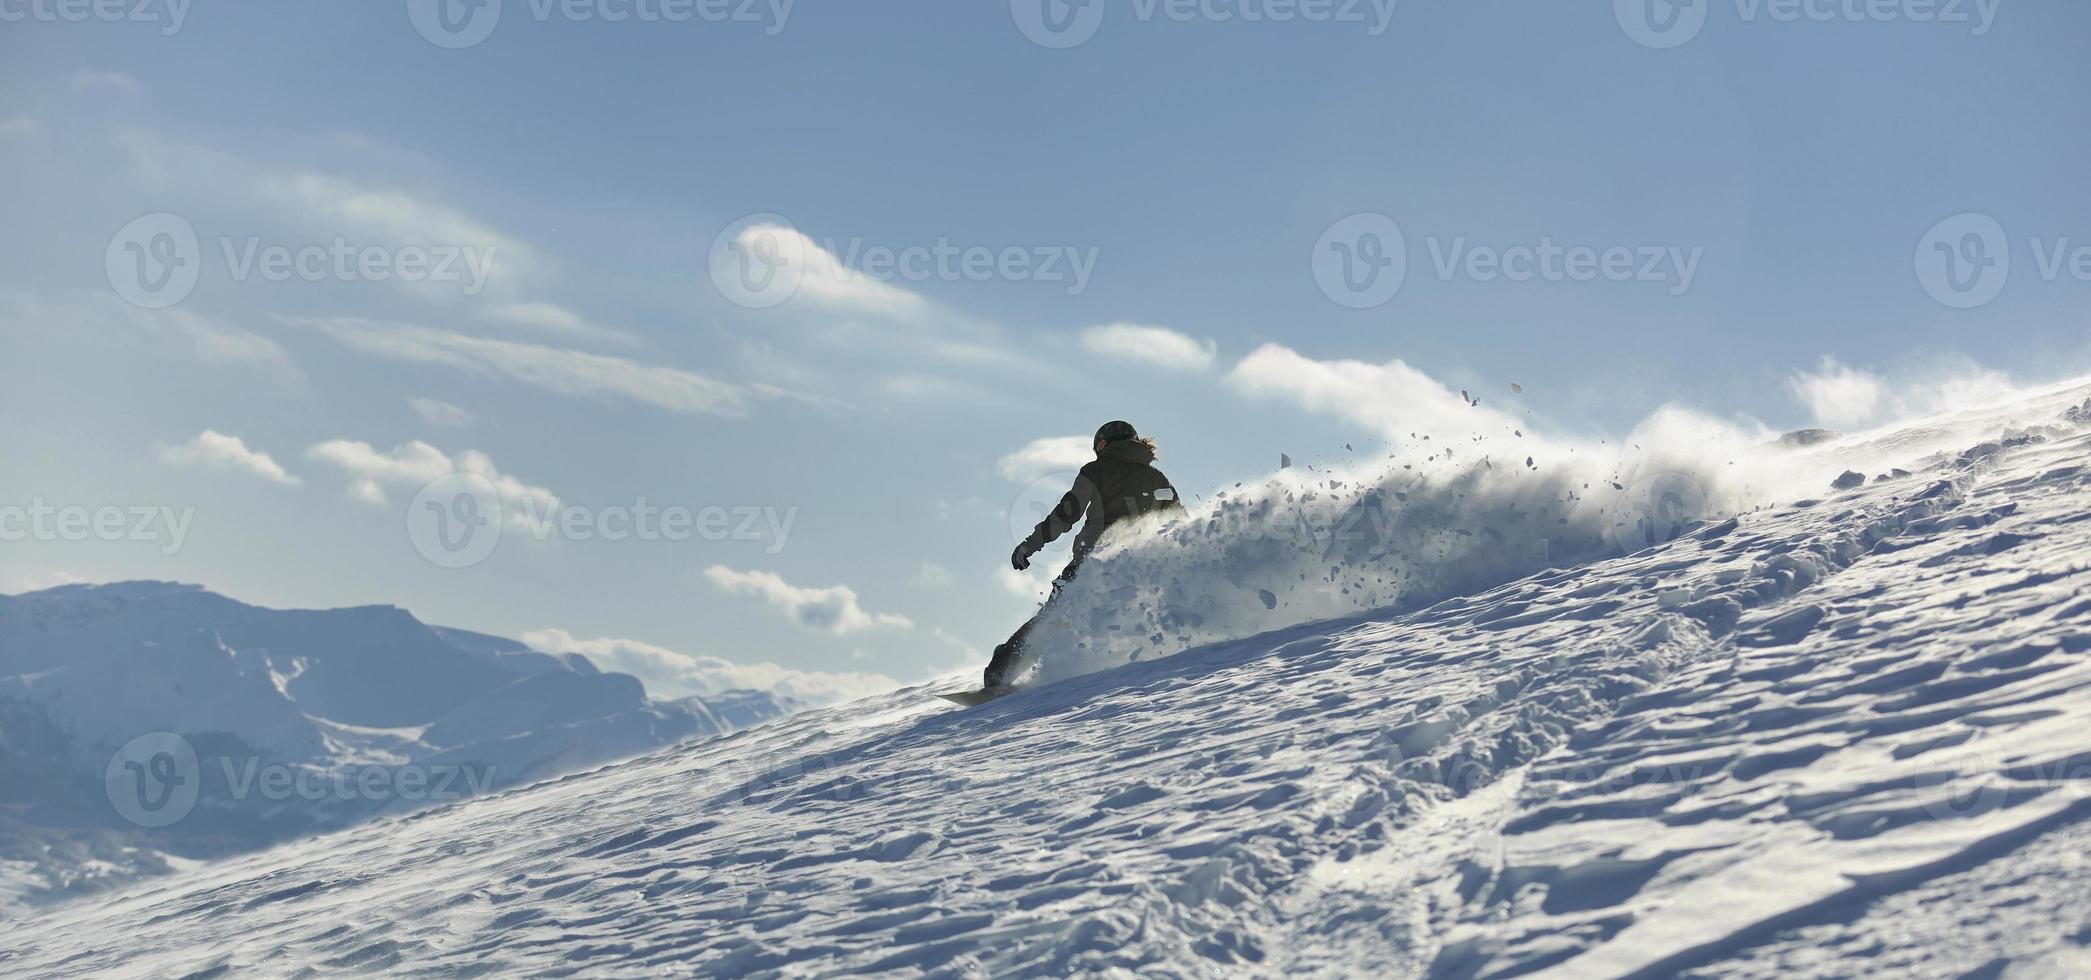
[1011,539,1039,571]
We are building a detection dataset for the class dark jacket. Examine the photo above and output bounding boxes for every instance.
[1025,439,1183,561]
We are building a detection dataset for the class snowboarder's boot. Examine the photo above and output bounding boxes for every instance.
[983,641,1020,689]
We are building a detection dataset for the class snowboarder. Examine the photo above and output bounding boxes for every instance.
[981,420,1183,689]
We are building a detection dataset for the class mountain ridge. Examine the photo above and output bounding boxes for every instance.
[0,581,809,916]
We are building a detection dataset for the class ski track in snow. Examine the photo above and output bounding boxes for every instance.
[7,386,2091,977]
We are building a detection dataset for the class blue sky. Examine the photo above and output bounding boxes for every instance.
[2,1,2088,698]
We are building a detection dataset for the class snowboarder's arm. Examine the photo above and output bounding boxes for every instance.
[1025,468,1097,551]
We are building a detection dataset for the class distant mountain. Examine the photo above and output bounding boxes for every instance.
[0,581,804,915]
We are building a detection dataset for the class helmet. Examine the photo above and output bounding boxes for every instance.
[1095,420,1139,444]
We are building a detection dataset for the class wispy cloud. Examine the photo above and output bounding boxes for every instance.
[259,171,526,297]
[168,310,297,374]
[156,430,301,486]
[1080,322,1216,371]
[304,317,751,417]
[481,301,633,344]
[703,565,914,635]
[408,397,476,429]
[520,628,899,705]
[72,69,143,96]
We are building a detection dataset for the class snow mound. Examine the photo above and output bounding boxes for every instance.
[6,380,2091,976]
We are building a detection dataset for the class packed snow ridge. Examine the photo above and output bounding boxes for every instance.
[7,380,2091,977]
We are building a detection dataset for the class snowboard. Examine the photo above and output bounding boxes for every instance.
[935,685,1015,707]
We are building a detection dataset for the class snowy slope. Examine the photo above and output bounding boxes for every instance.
[5,383,2091,977]
[0,585,805,915]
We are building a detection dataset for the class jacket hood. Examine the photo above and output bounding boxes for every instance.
[1097,438,1156,465]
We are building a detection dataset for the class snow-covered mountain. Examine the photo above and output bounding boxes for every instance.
[6,381,2091,976]
[0,583,805,914]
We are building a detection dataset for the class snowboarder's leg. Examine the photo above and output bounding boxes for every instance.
[982,555,1086,688]
[983,628,1030,689]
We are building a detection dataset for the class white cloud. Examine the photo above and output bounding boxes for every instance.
[995,435,1094,482]
[305,438,557,531]
[481,301,632,344]
[1225,343,1520,441]
[728,223,927,319]
[305,317,750,417]
[0,118,39,139]
[520,628,899,706]
[408,397,476,429]
[156,431,301,486]
[703,565,914,635]
[1079,322,1216,371]
[346,479,389,506]
[1788,358,1884,429]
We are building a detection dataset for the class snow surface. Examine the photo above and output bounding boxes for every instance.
[6,382,2091,977]
[0,585,803,915]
